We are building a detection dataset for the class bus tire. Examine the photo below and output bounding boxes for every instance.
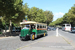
[43,33,46,37]
[30,33,35,41]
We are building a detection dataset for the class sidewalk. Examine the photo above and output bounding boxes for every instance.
[0,32,20,39]
[18,36,75,50]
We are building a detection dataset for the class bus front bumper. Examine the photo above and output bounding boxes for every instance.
[20,35,30,39]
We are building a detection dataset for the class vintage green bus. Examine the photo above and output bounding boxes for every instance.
[19,21,47,41]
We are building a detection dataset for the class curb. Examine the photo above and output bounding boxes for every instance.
[60,35,75,48]
[0,36,14,39]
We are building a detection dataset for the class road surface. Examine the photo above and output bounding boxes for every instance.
[59,29,75,42]
[0,30,75,50]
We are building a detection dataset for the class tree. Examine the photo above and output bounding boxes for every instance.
[27,7,53,25]
[50,4,75,27]
[0,0,54,32]
[0,0,23,34]
[64,4,75,26]
[28,7,39,21]
[35,9,45,23]
[44,11,53,25]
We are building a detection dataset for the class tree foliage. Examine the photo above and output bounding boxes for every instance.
[27,7,53,25]
[0,0,53,27]
[50,4,75,27]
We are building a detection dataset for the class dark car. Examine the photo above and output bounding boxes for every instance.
[52,28,56,31]
[12,27,21,32]
[50,27,56,31]
[47,27,51,31]
[71,27,75,32]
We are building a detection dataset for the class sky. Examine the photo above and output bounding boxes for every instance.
[23,0,75,21]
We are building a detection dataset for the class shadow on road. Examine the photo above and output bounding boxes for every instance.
[23,34,48,41]
[69,32,75,34]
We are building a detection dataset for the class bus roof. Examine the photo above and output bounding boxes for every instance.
[20,21,47,25]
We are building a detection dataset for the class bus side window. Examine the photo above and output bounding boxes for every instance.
[43,26,44,28]
[37,25,39,29]
[45,26,46,28]
[40,25,42,28]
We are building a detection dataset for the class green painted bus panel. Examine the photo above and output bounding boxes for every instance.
[21,29,30,37]
[32,29,37,35]
[21,29,37,37]
[37,30,47,35]
[28,29,37,35]
[20,29,47,37]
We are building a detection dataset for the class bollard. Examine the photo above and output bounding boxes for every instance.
[56,28,59,37]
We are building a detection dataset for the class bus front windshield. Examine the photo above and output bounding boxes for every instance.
[22,24,35,29]
[22,24,30,29]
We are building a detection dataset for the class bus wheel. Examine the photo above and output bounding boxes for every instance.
[44,33,46,36]
[30,34,35,41]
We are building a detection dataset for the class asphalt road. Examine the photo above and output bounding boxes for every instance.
[59,29,75,42]
[0,31,56,50]
[0,30,75,50]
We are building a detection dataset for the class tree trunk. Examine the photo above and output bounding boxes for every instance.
[5,25,6,37]
[9,20,12,35]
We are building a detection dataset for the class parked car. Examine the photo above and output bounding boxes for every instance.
[52,28,56,31]
[47,27,56,31]
[47,27,51,31]
[71,27,75,32]
[50,27,56,31]
[12,27,21,32]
